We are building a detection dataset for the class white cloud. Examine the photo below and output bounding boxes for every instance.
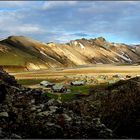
[0,10,44,37]
[0,1,140,44]
[119,1,140,5]
[0,24,44,36]
[15,24,43,34]
[0,1,30,8]
[43,1,78,10]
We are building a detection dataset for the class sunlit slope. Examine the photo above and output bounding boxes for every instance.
[0,36,72,70]
[0,36,140,71]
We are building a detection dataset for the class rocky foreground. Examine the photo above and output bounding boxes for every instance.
[0,69,140,138]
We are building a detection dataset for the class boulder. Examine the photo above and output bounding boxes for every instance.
[0,112,9,117]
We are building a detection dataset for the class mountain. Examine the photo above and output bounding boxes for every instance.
[133,45,140,63]
[0,36,140,71]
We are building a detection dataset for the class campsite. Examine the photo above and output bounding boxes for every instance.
[9,64,140,102]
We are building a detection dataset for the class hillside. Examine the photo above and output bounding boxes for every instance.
[0,36,140,71]
[0,68,114,139]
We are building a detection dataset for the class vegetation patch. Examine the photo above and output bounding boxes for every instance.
[70,85,94,94]
[60,93,76,102]
[17,79,44,85]
[45,92,58,100]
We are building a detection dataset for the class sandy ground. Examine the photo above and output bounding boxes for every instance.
[10,65,140,80]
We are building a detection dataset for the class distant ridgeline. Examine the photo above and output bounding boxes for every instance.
[0,35,140,72]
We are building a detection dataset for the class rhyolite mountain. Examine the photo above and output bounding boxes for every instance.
[0,36,140,71]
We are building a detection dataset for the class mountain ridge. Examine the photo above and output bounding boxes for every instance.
[0,35,140,71]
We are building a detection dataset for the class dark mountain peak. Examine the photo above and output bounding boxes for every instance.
[7,35,26,40]
[91,37,106,43]
[8,35,24,38]
[96,36,106,41]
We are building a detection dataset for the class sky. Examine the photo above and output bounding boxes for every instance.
[0,1,140,44]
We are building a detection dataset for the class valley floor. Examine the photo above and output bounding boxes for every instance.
[9,64,140,100]
[10,64,140,80]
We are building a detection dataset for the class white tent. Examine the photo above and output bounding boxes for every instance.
[40,81,54,87]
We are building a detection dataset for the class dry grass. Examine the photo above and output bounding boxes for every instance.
[11,65,140,81]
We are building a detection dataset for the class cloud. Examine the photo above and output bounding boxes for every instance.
[0,1,140,44]
[0,1,30,9]
[12,24,43,34]
[70,32,89,37]
[43,1,77,10]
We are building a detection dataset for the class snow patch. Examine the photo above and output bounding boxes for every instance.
[114,57,119,62]
[40,51,47,56]
[108,59,115,63]
[46,54,58,62]
[100,48,105,51]
[131,48,136,52]
[40,50,58,62]
[112,51,132,62]
[79,42,85,49]
[74,41,78,46]
[42,42,47,46]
